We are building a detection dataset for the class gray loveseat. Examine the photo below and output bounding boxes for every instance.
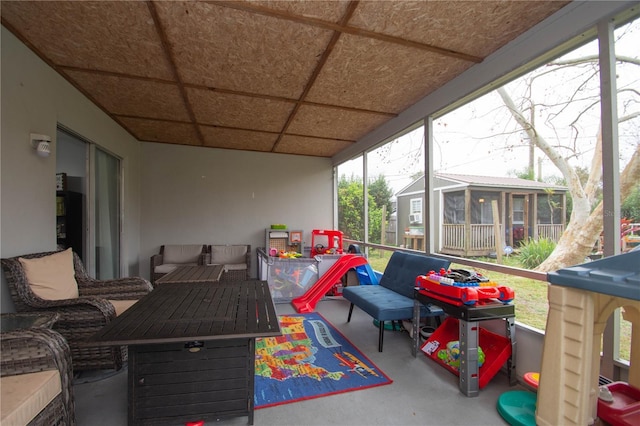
[342,251,450,351]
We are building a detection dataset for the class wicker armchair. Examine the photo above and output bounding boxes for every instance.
[1,327,75,425]
[1,250,153,372]
[208,244,251,281]
[150,244,208,284]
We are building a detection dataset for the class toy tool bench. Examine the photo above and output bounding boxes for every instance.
[413,270,516,397]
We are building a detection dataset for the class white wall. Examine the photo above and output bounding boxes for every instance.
[140,142,334,279]
[1,27,144,312]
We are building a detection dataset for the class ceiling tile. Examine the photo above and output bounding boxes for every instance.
[0,1,174,80]
[119,118,201,146]
[200,126,278,152]
[288,104,391,141]
[186,88,295,132]
[275,135,353,157]
[349,1,569,58]
[65,71,190,122]
[155,1,333,98]
[307,34,472,113]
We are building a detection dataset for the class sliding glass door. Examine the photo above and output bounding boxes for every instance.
[94,147,121,280]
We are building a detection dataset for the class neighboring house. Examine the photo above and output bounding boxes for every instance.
[395,173,567,257]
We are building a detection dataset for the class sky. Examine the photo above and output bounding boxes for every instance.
[338,17,639,195]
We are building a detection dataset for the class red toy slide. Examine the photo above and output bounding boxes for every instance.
[291,254,368,313]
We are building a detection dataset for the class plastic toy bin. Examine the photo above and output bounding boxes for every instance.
[420,317,511,389]
[257,248,319,303]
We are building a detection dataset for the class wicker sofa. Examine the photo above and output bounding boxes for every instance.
[208,244,251,281]
[1,249,152,372]
[0,327,75,425]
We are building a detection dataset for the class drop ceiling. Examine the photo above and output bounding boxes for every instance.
[1,0,569,157]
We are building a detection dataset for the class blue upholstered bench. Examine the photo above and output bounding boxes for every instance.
[342,251,450,351]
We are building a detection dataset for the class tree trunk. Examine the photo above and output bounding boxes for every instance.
[537,145,640,272]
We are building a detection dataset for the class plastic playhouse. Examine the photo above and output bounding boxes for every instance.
[537,251,640,426]
[310,229,344,257]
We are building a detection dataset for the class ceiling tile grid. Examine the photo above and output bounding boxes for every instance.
[0,0,570,158]
[186,88,295,132]
[65,71,191,122]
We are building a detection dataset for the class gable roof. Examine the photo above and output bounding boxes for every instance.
[396,172,567,196]
[436,173,568,191]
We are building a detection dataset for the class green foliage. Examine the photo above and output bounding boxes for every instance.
[622,184,640,222]
[338,175,364,241]
[368,175,394,220]
[367,205,383,244]
[337,174,393,244]
[517,237,556,269]
[510,167,535,181]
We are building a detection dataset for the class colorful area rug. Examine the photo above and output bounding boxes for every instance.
[254,312,393,408]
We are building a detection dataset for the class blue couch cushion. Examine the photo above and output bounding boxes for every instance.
[342,286,411,321]
[342,285,442,321]
[379,251,450,298]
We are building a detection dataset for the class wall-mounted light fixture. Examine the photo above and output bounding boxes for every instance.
[30,133,52,158]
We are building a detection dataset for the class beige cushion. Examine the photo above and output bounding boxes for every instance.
[224,263,247,271]
[108,300,138,316]
[154,263,197,274]
[210,245,247,265]
[19,248,79,300]
[0,370,61,426]
[162,245,203,264]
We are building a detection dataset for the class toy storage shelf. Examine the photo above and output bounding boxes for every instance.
[413,289,516,397]
[420,317,512,389]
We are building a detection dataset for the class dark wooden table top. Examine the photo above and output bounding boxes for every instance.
[155,264,224,285]
[90,280,280,346]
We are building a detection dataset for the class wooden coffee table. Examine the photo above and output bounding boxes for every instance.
[90,280,280,425]
[155,264,224,286]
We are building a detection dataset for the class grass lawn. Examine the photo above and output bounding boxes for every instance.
[364,248,631,361]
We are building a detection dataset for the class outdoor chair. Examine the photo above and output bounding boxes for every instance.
[1,327,75,425]
[1,249,152,372]
[150,244,208,284]
[208,244,251,281]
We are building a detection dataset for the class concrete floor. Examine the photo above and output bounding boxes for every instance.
[73,297,520,425]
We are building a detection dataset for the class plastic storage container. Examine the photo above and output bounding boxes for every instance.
[597,382,640,426]
[257,248,318,302]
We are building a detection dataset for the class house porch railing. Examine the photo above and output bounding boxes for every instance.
[536,224,564,241]
[442,223,565,254]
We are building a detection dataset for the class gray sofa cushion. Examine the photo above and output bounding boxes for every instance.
[163,245,203,264]
[154,263,197,274]
[210,245,247,265]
